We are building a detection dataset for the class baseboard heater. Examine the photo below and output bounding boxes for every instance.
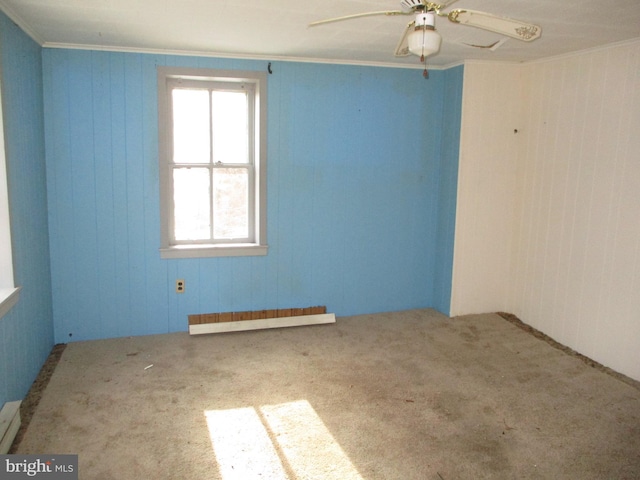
[0,400,21,454]
[188,306,335,335]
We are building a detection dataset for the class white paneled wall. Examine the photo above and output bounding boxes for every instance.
[452,40,640,381]
[514,41,640,379]
[451,62,524,315]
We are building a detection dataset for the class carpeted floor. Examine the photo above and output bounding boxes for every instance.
[12,310,640,479]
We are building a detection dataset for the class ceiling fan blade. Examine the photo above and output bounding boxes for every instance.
[309,10,409,27]
[447,9,542,42]
[394,22,414,56]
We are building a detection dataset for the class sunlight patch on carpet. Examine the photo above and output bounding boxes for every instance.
[205,407,287,479]
[205,400,362,480]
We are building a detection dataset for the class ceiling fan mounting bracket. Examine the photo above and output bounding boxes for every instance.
[401,0,450,13]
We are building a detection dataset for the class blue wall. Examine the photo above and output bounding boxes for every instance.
[0,13,54,405]
[42,49,463,343]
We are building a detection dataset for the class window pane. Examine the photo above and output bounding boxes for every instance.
[213,168,249,239]
[172,89,210,164]
[174,168,210,241]
[212,91,249,164]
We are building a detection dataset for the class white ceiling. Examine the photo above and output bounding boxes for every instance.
[1,0,639,68]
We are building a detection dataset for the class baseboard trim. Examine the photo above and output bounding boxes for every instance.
[189,313,336,335]
[0,401,21,454]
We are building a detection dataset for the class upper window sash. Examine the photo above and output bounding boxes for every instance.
[168,82,256,168]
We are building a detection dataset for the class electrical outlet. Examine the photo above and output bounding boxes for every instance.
[176,279,185,293]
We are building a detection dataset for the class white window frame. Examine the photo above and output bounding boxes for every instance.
[0,75,21,319]
[157,67,268,259]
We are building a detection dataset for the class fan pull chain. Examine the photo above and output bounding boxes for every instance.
[420,26,428,79]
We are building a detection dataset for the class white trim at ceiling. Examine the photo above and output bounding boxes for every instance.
[460,37,640,69]
[0,1,44,45]
[42,41,450,70]
[524,37,640,65]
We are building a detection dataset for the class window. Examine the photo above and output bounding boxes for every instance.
[157,67,267,259]
[0,76,20,319]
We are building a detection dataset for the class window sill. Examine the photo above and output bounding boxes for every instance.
[160,244,268,259]
[0,287,21,320]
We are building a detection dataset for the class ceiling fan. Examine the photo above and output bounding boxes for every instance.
[309,0,542,76]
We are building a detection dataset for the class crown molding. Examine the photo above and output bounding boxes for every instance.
[0,2,44,45]
[523,37,640,65]
[42,42,451,71]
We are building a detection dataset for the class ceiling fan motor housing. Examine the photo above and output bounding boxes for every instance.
[415,11,436,27]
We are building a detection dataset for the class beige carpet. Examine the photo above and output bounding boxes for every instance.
[15,310,640,479]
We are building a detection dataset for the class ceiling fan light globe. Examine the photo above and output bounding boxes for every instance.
[407,28,442,57]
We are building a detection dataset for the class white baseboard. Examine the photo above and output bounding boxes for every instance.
[0,400,21,454]
[189,313,336,335]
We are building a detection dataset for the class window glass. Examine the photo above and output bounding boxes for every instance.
[213,168,249,239]
[173,167,210,241]
[171,87,252,242]
[172,89,210,164]
[212,91,249,164]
